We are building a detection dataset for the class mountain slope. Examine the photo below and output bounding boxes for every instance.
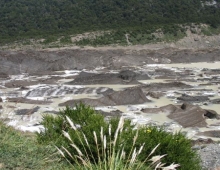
[0,0,220,43]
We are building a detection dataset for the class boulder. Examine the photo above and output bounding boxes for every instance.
[204,110,220,119]
[118,70,136,81]
[59,87,150,107]
[0,105,2,109]
[119,70,150,80]
[0,97,2,102]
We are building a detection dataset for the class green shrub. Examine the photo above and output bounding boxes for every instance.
[60,36,72,44]
[201,26,220,36]
[37,103,201,170]
[58,116,179,170]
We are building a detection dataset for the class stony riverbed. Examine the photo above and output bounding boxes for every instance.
[1,47,220,170]
[0,58,220,142]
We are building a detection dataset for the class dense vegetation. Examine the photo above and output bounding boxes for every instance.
[0,0,220,44]
[37,104,201,170]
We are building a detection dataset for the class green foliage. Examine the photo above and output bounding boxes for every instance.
[60,36,72,44]
[58,116,179,170]
[75,25,186,46]
[0,0,220,44]
[41,36,58,44]
[0,121,72,170]
[37,103,201,170]
[201,26,220,36]
[37,104,114,147]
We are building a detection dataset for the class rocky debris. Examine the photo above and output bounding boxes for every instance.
[59,87,150,107]
[197,131,220,138]
[146,91,164,99]
[43,110,59,114]
[177,94,210,102]
[30,71,64,76]
[0,105,2,109]
[0,72,9,78]
[211,98,220,104]
[5,80,42,88]
[141,82,192,92]
[204,110,220,119]
[119,70,150,80]
[15,106,40,115]
[25,86,113,97]
[198,144,220,170]
[97,109,123,117]
[6,105,16,109]
[118,70,136,81]
[191,138,214,146]
[66,70,148,85]
[1,48,220,75]
[19,86,29,90]
[7,97,52,105]
[141,103,220,128]
[148,68,189,80]
[204,69,220,75]
[5,77,62,88]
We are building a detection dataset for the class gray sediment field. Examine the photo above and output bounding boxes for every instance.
[1,47,220,170]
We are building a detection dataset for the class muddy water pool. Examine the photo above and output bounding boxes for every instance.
[0,62,220,139]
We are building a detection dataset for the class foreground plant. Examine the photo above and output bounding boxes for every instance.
[37,104,202,170]
[57,116,180,170]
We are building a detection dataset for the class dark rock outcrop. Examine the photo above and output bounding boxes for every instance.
[204,110,220,119]
[59,87,150,107]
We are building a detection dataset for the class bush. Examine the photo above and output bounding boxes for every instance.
[58,116,180,170]
[37,103,201,170]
